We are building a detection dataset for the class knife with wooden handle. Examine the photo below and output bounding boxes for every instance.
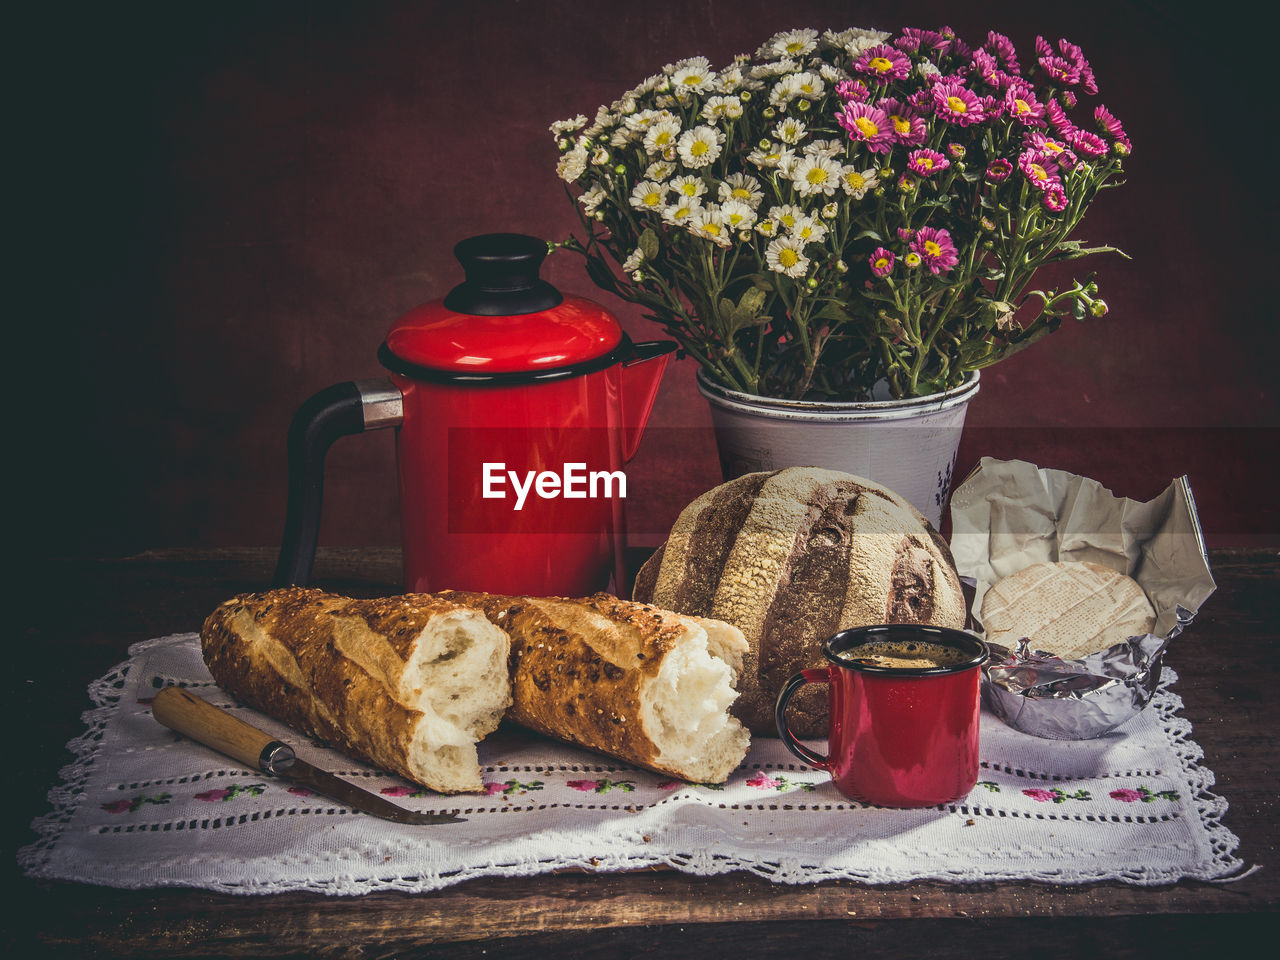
[151,686,464,824]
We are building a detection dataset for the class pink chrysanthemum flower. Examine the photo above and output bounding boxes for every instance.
[985,158,1013,182]
[1061,89,1078,109]
[1042,182,1068,212]
[985,31,1020,71]
[931,80,986,126]
[1043,99,1075,137]
[869,247,895,277]
[836,101,895,154]
[1019,149,1061,191]
[947,142,966,160]
[970,48,1002,87]
[855,44,911,82]
[880,97,928,146]
[836,78,870,102]
[943,30,972,61]
[897,227,915,242]
[1023,131,1078,170]
[895,27,944,54]
[1039,54,1080,86]
[1094,104,1127,140]
[1004,83,1046,128]
[1037,36,1097,93]
[1055,37,1098,94]
[1068,128,1108,159]
[911,227,959,274]
[908,148,950,177]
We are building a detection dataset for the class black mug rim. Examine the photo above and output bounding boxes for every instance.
[822,624,988,677]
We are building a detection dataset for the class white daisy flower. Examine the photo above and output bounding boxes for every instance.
[790,216,828,245]
[609,127,637,147]
[714,64,746,92]
[687,206,732,246]
[643,117,682,155]
[760,28,818,60]
[747,142,795,170]
[578,185,606,215]
[844,28,893,57]
[803,138,846,159]
[645,160,677,181]
[677,125,724,168]
[556,144,589,183]
[791,155,842,197]
[750,58,798,80]
[719,199,757,231]
[662,196,703,225]
[840,166,881,199]
[768,204,806,232]
[916,60,941,78]
[755,218,777,236]
[818,63,844,84]
[590,146,610,165]
[773,117,808,144]
[549,115,587,136]
[623,109,658,132]
[701,95,744,122]
[765,236,811,277]
[771,71,825,105]
[670,174,707,199]
[629,180,668,212]
[626,74,666,100]
[718,172,764,208]
[622,247,646,273]
[821,201,839,218]
[583,105,615,138]
[669,56,716,94]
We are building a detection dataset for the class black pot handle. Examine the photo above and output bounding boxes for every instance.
[273,379,403,587]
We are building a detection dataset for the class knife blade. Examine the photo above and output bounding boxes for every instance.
[151,686,464,825]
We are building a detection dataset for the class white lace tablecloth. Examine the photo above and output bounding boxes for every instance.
[19,633,1244,895]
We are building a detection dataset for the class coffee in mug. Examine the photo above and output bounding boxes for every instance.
[833,638,971,671]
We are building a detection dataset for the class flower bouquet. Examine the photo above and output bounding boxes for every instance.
[552,26,1130,401]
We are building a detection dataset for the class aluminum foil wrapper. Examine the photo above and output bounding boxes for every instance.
[950,458,1216,740]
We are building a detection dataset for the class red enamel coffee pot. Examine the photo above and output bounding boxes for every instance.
[274,233,675,596]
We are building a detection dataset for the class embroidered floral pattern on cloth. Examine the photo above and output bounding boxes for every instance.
[19,634,1242,895]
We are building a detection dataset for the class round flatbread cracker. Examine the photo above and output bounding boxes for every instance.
[980,560,1156,660]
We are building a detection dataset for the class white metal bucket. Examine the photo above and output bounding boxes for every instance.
[696,370,980,528]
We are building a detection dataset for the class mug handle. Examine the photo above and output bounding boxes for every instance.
[775,668,831,769]
[272,379,403,588]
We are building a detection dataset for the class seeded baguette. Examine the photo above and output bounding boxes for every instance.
[443,590,751,784]
[200,588,512,793]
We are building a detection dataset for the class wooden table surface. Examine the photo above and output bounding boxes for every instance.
[8,547,1277,958]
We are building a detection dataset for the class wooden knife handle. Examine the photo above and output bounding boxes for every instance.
[152,686,279,771]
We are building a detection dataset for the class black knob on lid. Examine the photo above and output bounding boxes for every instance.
[442,233,564,316]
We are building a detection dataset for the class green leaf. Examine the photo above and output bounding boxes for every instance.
[850,228,884,243]
[638,227,660,261]
[751,275,774,292]
[584,255,618,293]
[737,286,767,316]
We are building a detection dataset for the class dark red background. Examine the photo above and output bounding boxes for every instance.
[17,0,1276,562]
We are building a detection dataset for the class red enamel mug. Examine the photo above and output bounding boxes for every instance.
[776,625,988,808]
[272,234,674,596]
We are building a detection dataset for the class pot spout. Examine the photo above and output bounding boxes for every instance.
[619,339,677,461]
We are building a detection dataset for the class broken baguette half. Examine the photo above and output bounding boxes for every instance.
[201,588,512,793]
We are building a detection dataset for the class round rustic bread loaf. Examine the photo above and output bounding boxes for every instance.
[980,560,1156,661]
[632,466,967,736]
